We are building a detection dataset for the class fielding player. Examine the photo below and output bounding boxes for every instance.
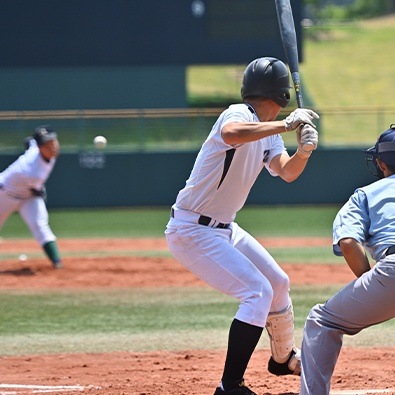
[166,57,319,395]
[0,125,63,269]
[300,124,395,395]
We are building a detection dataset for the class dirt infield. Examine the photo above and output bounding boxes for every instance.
[0,237,394,395]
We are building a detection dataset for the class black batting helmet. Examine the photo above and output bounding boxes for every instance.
[33,125,57,146]
[241,57,291,108]
[365,124,395,177]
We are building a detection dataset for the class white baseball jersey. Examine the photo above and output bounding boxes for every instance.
[174,103,285,223]
[0,139,57,245]
[0,139,56,199]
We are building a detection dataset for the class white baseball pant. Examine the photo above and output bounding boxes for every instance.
[0,189,56,245]
[165,217,291,327]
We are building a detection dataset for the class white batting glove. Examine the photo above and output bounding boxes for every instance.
[296,124,318,159]
[283,108,319,131]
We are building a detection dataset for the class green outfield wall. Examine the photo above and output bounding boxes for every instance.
[0,148,375,208]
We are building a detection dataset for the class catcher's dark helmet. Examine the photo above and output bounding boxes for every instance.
[365,124,395,177]
[33,125,57,146]
[241,57,291,107]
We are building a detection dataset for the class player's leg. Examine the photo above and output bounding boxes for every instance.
[231,224,300,375]
[19,198,63,268]
[0,190,21,229]
[166,223,271,394]
[300,260,395,395]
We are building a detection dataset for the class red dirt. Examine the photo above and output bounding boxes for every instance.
[0,237,394,395]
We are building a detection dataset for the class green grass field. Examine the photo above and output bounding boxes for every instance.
[188,15,395,146]
[2,285,391,356]
[1,206,394,356]
[1,205,338,239]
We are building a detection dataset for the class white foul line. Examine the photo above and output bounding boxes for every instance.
[331,389,395,395]
[0,384,99,394]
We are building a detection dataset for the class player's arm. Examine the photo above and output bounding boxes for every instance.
[338,237,371,277]
[221,121,286,145]
[269,150,308,182]
[222,108,319,145]
[269,123,319,182]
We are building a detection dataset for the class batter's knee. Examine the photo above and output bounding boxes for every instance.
[269,271,290,310]
[237,282,274,327]
[274,271,290,293]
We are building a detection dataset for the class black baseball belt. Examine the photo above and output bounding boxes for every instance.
[385,246,395,256]
[171,208,230,229]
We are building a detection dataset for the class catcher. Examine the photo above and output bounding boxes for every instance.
[300,124,395,394]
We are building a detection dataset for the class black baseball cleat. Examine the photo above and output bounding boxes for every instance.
[213,380,257,395]
[268,348,301,376]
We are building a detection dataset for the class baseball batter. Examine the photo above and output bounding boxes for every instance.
[300,125,395,395]
[0,125,63,269]
[165,57,319,395]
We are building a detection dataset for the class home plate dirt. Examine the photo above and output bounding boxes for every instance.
[0,237,394,395]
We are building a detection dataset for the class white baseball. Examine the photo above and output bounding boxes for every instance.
[19,254,27,261]
[93,135,107,149]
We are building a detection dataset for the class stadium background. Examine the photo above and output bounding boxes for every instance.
[1,2,395,394]
[0,0,386,208]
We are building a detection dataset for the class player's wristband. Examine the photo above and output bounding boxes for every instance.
[296,147,312,159]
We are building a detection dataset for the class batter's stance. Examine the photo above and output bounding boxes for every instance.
[0,125,63,269]
[165,57,319,395]
[300,124,395,395]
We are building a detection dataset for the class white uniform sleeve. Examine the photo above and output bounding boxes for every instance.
[217,104,286,174]
[265,135,286,177]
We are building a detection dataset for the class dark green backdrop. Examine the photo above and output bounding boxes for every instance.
[0,148,375,208]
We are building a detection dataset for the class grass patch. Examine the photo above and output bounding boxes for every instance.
[0,205,338,239]
[0,285,393,356]
[0,247,337,264]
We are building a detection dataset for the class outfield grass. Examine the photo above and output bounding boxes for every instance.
[0,205,341,264]
[0,205,338,239]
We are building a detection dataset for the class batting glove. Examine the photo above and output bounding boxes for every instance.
[296,124,318,159]
[283,108,319,131]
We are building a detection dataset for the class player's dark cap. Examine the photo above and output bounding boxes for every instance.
[33,125,58,146]
[366,124,395,166]
[241,57,291,107]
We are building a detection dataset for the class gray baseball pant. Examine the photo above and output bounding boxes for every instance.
[300,257,395,395]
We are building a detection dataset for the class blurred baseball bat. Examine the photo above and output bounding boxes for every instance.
[275,0,315,151]
[275,0,303,108]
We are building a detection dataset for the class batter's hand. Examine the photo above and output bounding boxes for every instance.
[283,108,319,131]
[296,124,318,159]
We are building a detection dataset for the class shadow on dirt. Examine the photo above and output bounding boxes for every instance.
[0,267,35,276]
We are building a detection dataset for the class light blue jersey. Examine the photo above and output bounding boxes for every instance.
[333,174,395,261]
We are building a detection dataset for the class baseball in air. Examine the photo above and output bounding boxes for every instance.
[93,135,107,149]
